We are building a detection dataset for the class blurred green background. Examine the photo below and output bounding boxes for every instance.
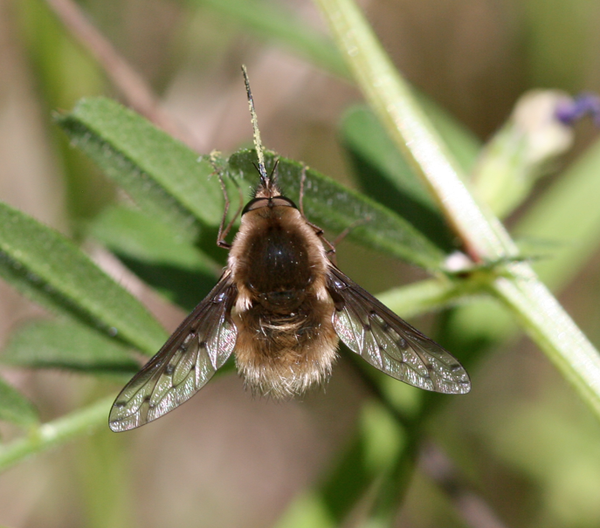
[1,0,600,527]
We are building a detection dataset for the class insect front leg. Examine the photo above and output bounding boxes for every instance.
[217,174,244,249]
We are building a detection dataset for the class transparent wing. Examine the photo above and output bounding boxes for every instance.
[109,271,238,432]
[327,266,470,394]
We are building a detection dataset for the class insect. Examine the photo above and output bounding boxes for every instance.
[108,66,471,432]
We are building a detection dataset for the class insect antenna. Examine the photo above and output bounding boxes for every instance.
[242,65,277,196]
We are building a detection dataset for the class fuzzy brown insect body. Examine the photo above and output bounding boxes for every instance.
[108,66,470,433]
[229,182,338,397]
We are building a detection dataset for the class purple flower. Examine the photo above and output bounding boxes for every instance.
[555,93,600,127]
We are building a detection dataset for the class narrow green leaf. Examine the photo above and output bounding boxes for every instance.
[56,97,223,242]
[89,205,220,272]
[0,376,39,427]
[229,150,446,269]
[88,205,220,310]
[0,201,166,355]
[2,319,139,375]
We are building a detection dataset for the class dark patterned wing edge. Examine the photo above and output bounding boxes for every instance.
[327,266,470,394]
[109,270,238,432]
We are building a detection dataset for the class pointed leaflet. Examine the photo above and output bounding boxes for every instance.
[2,319,139,375]
[0,201,166,355]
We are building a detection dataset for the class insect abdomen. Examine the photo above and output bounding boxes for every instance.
[233,294,339,398]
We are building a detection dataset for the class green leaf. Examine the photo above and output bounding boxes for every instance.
[0,201,166,355]
[89,205,220,271]
[88,205,221,310]
[2,319,139,375]
[0,376,39,427]
[56,97,223,243]
[228,150,447,269]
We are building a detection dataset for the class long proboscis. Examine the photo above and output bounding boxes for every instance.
[241,65,269,187]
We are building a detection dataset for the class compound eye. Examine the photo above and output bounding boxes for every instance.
[242,198,269,214]
[270,197,297,209]
[242,196,297,214]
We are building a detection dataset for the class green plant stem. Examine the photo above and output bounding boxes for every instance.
[0,395,113,472]
[313,0,514,262]
[377,277,480,319]
[312,0,600,419]
[492,266,600,410]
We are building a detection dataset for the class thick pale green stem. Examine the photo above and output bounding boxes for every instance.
[313,0,515,261]
[313,0,600,418]
[493,264,600,412]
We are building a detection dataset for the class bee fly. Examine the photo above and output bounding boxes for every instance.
[108,66,471,432]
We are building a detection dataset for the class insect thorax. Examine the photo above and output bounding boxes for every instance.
[229,204,328,313]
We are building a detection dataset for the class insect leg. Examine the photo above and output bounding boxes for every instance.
[323,217,372,264]
[217,175,244,249]
[331,216,371,247]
